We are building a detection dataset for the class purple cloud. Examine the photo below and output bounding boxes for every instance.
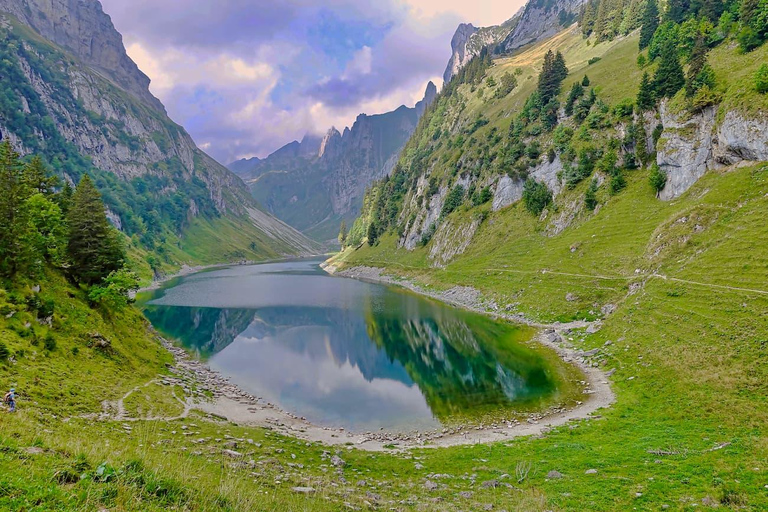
[97,0,486,163]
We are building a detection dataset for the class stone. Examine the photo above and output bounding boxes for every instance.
[24,447,44,455]
[480,479,499,489]
[585,469,598,475]
[292,487,315,494]
[546,470,563,479]
[458,491,473,498]
[566,293,578,302]
[424,480,439,491]
[331,455,346,468]
[222,449,243,458]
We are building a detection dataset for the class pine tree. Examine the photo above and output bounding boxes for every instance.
[338,220,348,247]
[56,182,74,215]
[666,0,691,23]
[66,175,124,285]
[23,156,59,196]
[582,75,591,86]
[654,46,685,98]
[0,140,34,277]
[685,35,709,97]
[639,0,659,50]
[538,51,569,104]
[637,71,656,110]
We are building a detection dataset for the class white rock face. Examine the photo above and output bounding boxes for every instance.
[429,217,481,268]
[657,103,717,201]
[656,102,768,201]
[493,176,524,211]
[713,111,768,164]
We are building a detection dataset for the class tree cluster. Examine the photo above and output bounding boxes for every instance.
[0,140,137,307]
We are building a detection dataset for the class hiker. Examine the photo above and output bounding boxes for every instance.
[4,388,15,412]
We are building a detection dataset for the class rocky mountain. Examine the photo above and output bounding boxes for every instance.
[230,82,438,242]
[498,0,583,52]
[443,17,522,84]
[0,0,316,269]
[350,3,768,270]
[443,0,584,84]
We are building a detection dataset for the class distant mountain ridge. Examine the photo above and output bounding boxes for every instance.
[229,81,438,242]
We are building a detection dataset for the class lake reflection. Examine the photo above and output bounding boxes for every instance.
[141,259,560,432]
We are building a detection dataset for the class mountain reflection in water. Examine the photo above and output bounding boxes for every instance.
[141,259,559,432]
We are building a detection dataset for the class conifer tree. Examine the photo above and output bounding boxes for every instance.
[637,71,656,110]
[66,174,124,285]
[685,35,714,96]
[582,75,591,86]
[538,51,569,104]
[23,156,59,196]
[0,140,33,277]
[639,0,660,49]
[654,46,685,98]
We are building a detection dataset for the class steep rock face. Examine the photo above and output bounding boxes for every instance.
[443,24,479,84]
[0,0,164,112]
[656,103,768,200]
[0,3,315,257]
[500,0,583,52]
[238,82,438,241]
[443,16,522,83]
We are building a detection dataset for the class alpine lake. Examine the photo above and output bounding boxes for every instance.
[138,259,581,434]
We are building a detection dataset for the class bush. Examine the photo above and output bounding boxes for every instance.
[588,57,602,65]
[649,163,667,195]
[522,178,552,216]
[610,172,627,194]
[738,27,762,53]
[472,186,493,206]
[419,223,436,247]
[440,185,465,218]
[613,98,634,119]
[756,64,768,94]
[43,333,57,351]
[88,268,140,310]
[0,342,9,361]
[585,178,599,211]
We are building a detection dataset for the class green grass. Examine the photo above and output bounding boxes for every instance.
[2,22,768,512]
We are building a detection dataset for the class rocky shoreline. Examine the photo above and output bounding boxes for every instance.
[150,262,615,451]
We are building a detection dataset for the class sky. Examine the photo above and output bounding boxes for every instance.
[99,0,523,164]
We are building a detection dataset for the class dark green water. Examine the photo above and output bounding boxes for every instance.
[140,259,563,432]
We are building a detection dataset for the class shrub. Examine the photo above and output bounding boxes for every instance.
[440,185,466,218]
[737,27,761,53]
[637,54,647,68]
[588,56,602,65]
[610,172,627,194]
[88,268,140,310]
[649,163,667,195]
[43,333,56,352]
[756,64,768,94]
[585,178,599,211]
[613,98,634,119]
[522,178,552,216]
[419,223,436,246]
[0,342,9,361]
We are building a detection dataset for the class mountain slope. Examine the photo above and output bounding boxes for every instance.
[0,0,316,275]
[232,82,437,243]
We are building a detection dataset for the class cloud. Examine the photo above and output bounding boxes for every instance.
[99,0,522,163]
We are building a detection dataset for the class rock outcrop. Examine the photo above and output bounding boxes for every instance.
[500,0,583,52]
[656,102,768,200]
[443,17,522,84]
